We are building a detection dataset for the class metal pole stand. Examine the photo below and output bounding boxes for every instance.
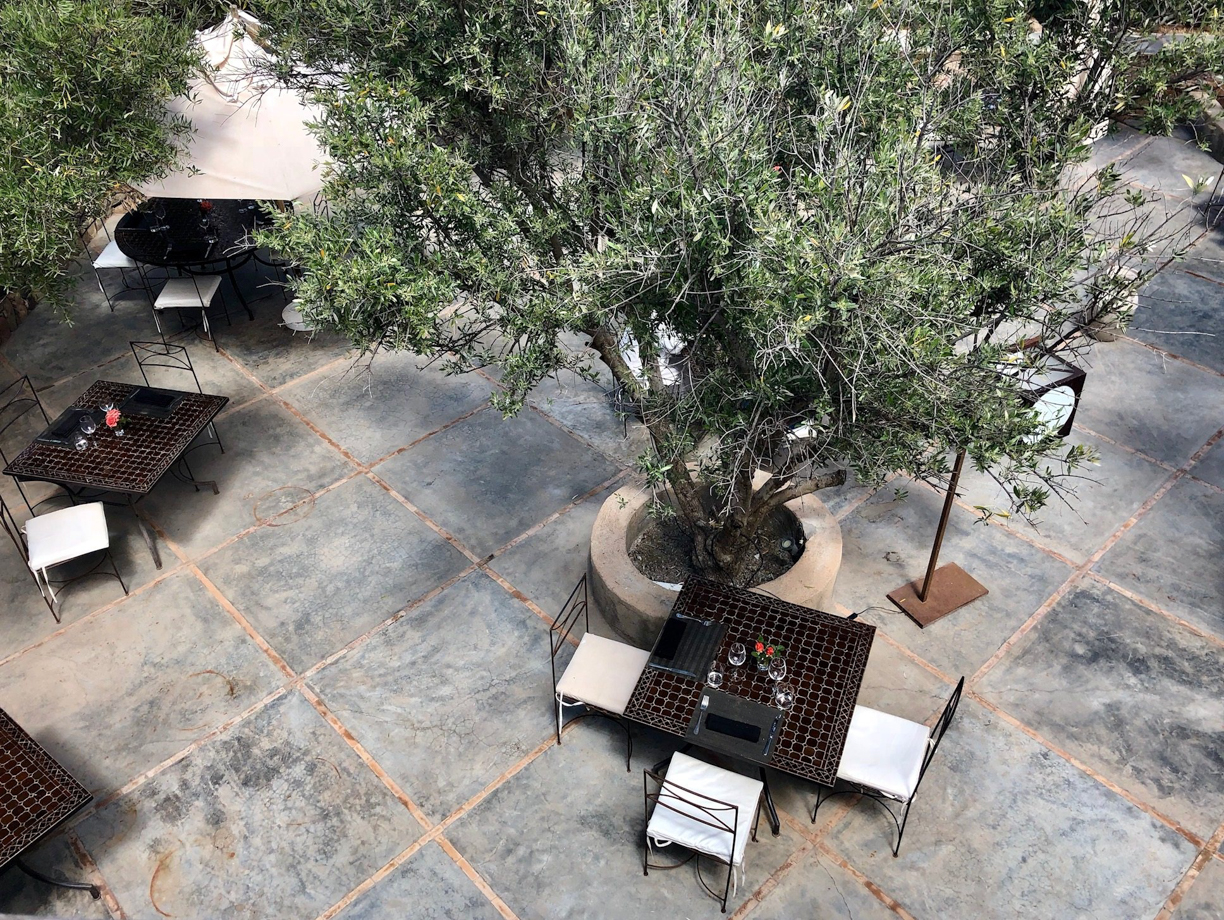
[886,448,988,628]
[15,859,100,900]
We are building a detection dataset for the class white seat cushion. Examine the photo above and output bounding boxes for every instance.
[155,276,222,310]
[556,634,650,715]
[282,304,314,332]
[93,240,139,270]
[24,503,110,571]
[647,752,763,866]
[836,705,931,801]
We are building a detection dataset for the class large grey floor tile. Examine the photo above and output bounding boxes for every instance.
[1175,856,1224,920]
[374,408,620,558]
[957,431,1170,564]
[1094,478,1224,642]
[335,842,502,920]
[446,722,802,920]
[0,571,283,796]
[139,397,352,557]
[1076,339,1224,466]
[310,572,555,822]
[837,483,1073,677]
[0,283,159,388]
[217,294,353,389]
[748,849,898,920]
[0,833,108,919]
[1193,439,1224,489]
[281,350,491,464]
[1118,133,1223,195]
[488,484,618,620]
[978,579,1224,837]
[199,475,469,672]
[528,372,648,468]
[825,701,1199,920]
[1131,269,1224,373]
[75,692,423,920]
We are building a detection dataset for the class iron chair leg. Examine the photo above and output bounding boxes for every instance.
[15,859,100,900]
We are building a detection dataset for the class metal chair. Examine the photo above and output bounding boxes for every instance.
[644,751,764,913]
[88,203,154,312]
[130,340,224,468]
[0,376,52,514]
[152,275,226,350]
[811,676,965,856]
[549,575,649,771]
[0,494,127,622]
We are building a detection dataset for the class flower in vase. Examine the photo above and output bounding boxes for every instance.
[105,408,121,428]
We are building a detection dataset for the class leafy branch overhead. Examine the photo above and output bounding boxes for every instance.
[251,0,1193,582]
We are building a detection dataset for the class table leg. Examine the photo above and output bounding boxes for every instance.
[130,498,162,569]
[227,261,255,320]
[16,859,100,900]
[758,767,781,836]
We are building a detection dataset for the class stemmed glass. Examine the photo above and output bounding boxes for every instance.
[706,660,725,690]
[72,431,89,451]
[772,682,795,710]
[768,656,787,683]
[78,414,97,447]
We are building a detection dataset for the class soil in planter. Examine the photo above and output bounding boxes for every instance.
[629,514,803,588]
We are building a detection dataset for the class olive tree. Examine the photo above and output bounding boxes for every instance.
[0,0,200,311]
[253,0,1171,584]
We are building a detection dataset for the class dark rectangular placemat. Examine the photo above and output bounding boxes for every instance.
[686,689,781,762]
[121,386,185,418]
[35,408,96,446]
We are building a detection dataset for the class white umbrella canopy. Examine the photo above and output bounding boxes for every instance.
[137,11,327,202]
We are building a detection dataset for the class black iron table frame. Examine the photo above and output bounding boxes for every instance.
[625,577,876,837]
[3,385,228,570]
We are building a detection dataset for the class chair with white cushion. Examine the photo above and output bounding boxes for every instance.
[91,239,152,311]
[153,275,225,350]
[0,496,127,622]
[550,575,650,770]
[644,751,763,912]
[811,676,964,855]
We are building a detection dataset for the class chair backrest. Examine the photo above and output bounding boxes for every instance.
[643,767,739,854]
[549,575,590,694]
[0,492,29,562]
[0,376,50,446]
[130,340,203,393]
[915,676,964,795]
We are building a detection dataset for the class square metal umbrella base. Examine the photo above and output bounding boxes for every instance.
[887,563,988,628]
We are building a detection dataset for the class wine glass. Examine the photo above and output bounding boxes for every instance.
[768,656,787,683]
[772,682,795,710]
[728,642,747,668]
[706,660,724,690]
[79,416,97,443]
[99,400,114,413]
[72,432,89,451]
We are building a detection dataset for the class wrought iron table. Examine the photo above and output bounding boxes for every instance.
[3,380,228,569]
[624,576,875,834]
[114,198,273,317]
[0,708,98,899]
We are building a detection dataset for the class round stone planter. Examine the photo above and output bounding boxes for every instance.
[588,484,843,648]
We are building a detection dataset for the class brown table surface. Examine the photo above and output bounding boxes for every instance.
[0,708,91,867]
[3,380,228,495]
[624,576,875,787]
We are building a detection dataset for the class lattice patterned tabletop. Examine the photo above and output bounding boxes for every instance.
[0,709,91,867]
[3,380,227,494]
[624,576,875,787]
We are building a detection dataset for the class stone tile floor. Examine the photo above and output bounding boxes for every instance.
[0,128,1222,920]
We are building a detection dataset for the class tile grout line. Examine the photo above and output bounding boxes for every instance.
[1117,333,1224,381]
[297,684,435,830]
[525,401,638,472]
[67,829,127,920]
[728,837,815,920]
[190,563,296,679]
[435,837,523,920]
[968,424,1224,689]
[967,690,1206,848]
[69,688,289,825]
[1074,423,1179,472]
[1154,819,1224,920]
[813,841,922,920]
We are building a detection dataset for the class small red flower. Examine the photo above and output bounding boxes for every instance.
[105,408,121,428]
[755,641,764,653]
[767,646,775,656]
[200,199,214,212]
